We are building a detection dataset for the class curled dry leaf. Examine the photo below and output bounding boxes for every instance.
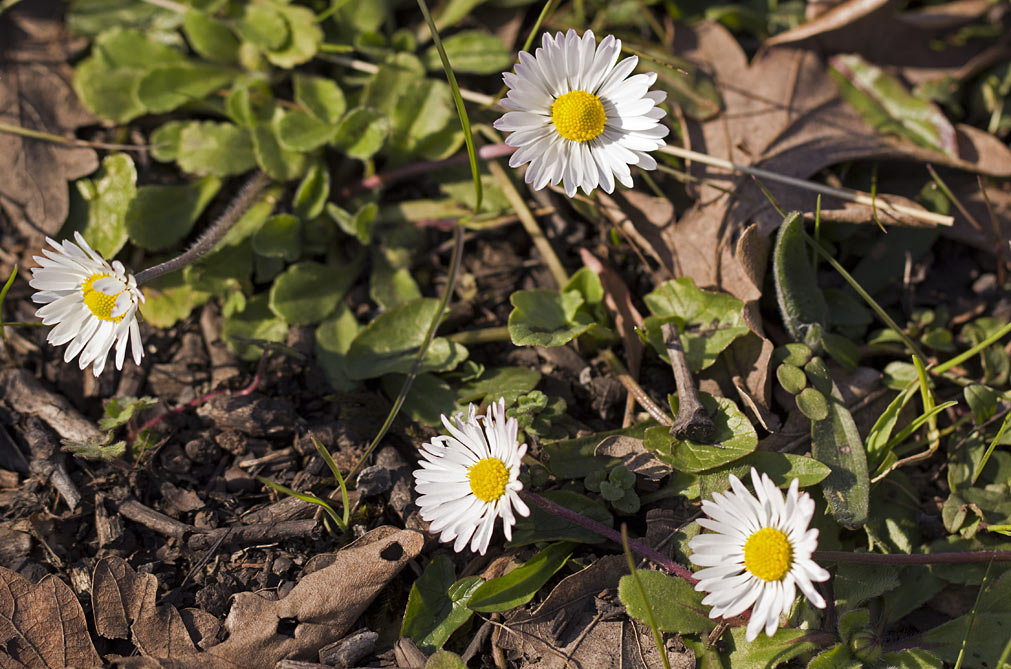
[0,0,98,237]
[0,565,102,668]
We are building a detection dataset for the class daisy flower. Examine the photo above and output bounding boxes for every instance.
[30,232,144,377]
[689,468,830,642]
[493,29,668,197]
[413,398,530,555]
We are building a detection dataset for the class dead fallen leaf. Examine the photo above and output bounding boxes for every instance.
[0,0,98,237]
[594,436,667,481]
[208,526,423,667]
[497,555,694,668]
[0,565,102,668]
[770,0,891,41]
[92,556,199,659]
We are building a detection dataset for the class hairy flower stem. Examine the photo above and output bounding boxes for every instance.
[134,171,272,286]
[815,550,1011,565]
[521,491,697,584]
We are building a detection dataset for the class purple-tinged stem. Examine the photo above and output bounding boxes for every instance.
[815,550,1011,565]
[521,491,697,584]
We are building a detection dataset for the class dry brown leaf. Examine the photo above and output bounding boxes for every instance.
[0,565,102,668]
[497,555,694,668]
[0,0,98,238]
[770,0,892,40]
[207,526,423,667]
[594,436,667,481]
[92,557,198,659]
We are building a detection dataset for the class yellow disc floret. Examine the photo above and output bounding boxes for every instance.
[551,90,607,142]
[81,273,125,322]
[467,457,510,502]
[743,527,793,582]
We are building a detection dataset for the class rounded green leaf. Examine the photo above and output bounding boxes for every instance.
[252,214,301,262]
[268,261,355,325]
[182,9,240,63]
[76,153,137,258]
[139,270,210,329]
[263,4,321,68]
[508,289,594,347]
[137,63,235,113]
[222,293,288,360]
[293,162,329,220]
[176,122,256,176]
[235,4,288,50]
[125,177,221,251]
[797,387,829,421]
[314,304,361,392]
[781,342,812,367]
[345,298,468,380]
[252,116,308,181]
[776,362,807,395]
[333,107,390,160]
[294,74,346,124]
[401,556,482,654]
[150,121,187,162]
[275,109,337,152]
[421,30,512,74]
[618,570,715,634]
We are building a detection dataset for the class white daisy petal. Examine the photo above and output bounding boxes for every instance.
[29,235,145,376]
[689,468,830,640]
[413,399,530,555]
[495,30,667,197]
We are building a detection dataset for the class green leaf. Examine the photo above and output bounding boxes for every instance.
[76,153,137,258]
[421,30,511,74]
[810,361,870,528]
[345,298,469,380]
[62,438,127,462]
[139,269,210,328]
[643,393,757,473]
[263,4,322,68]
[293,162,329,221]
[369,248,422,310]
[965,383,1001,425]
[624,41,721,121]
[252,214,301,262]
[222,293,289,360]
[401,556,483,653]
[333,107,390,160]
[182,9,240,63]
[543,424,651,479]
[642,277,749,371]
[831,54,957,157]
[921,569,1011,667]
[878,649,943,669]
[508,289,594,347]
[564,267,604,305]
[425,651,467,669]
[136,63,235,113]
[468,542,574,613]
[456,367,541,406]
[275,109,338,152]
[73,27,186,123]
[235,4,288,50]
[865,385,916,471]
[125,177,221,251]
[314,304,361,392]
[294,74,346,124]
[381,372,456,426]
[776,363,807,394]
[68,0,181,40]
[834,563,901,613]
[723,626,819,668]
[808,644,862,669]
[269,259,360,326]
[99,396,158,431]
[508,490,612,547]
[176,122,257,176]
[797,387,829,421]
[253,114,308,180]
[773,212,828,349]
[327,201,377,244]
[149,121,187,162]
[618,570,715,634]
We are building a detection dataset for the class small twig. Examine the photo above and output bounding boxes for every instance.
[662,322,715,442]
[118,498,193,539]
[187,519,318,551]
[131,350,268,439]
[600,349,672,426]
[522,491,697,583]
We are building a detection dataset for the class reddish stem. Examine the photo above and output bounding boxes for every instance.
[521,491,698,584]
[130,351,268,440]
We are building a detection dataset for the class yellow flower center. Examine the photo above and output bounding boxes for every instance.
[467,457,509,502]
[743,527,793,582]
[81,273,126,322]
[551,90,607,142]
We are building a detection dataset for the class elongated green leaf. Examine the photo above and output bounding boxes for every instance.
[136,63,235,113]
[182,9,240,63]
[698,451,830,500]
[468,542,574,613]
[830,54,957,157]
[774,212,828,350]
[809,358,869,528]
[401,556,483,653]
[76,153,137,258]
[421,30,511,74]
[618,570,715,634]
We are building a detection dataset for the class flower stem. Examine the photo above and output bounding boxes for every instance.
[134,171,272,285]
[814,550,1011,565]
[521,491,697,584]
